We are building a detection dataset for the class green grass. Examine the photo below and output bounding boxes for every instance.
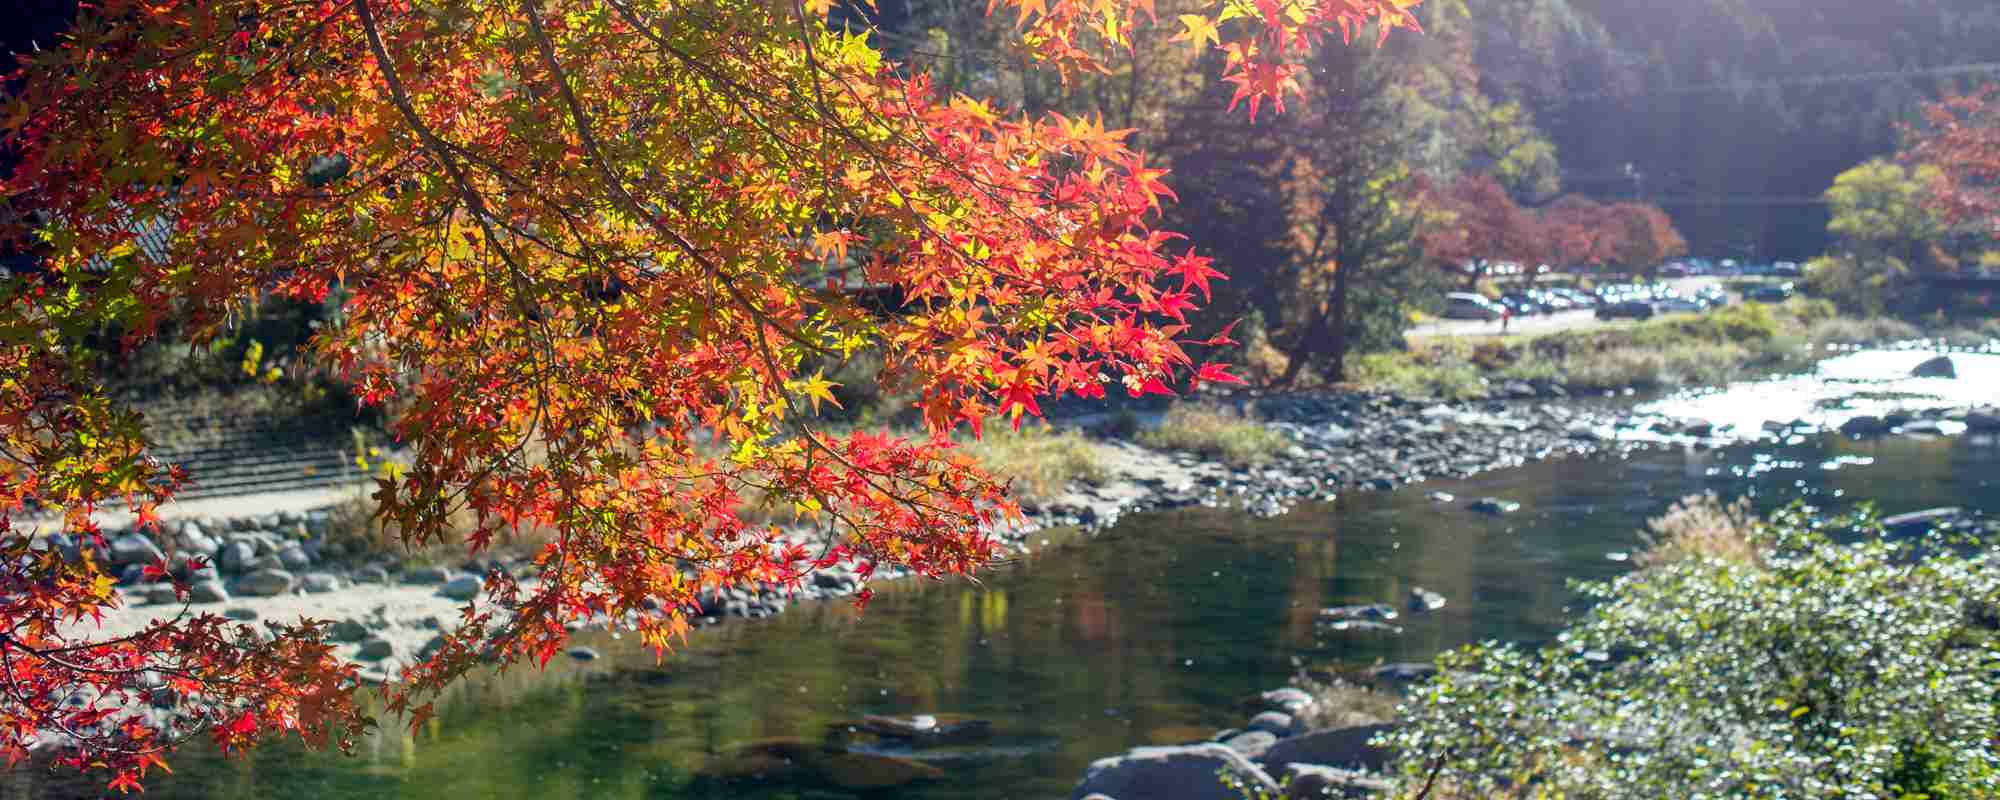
[1354,300,1851,398]
[1137,404,1293,466]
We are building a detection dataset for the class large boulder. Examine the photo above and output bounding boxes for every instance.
[236,569,295,597]
[1246,711,1297,737]
[1071,744,1280,800]
[1221,730,1278,758]
[437,575,483,601]
[217,541,257,574]
[1260,688,1316,716]
[1839,415,1888,438]
[1257,724,1396,774]
[276,545,313,570]
[1967,407,2000,432]
[109,534,165,568]
[188,579,229,604]
[1911,355,1956,378]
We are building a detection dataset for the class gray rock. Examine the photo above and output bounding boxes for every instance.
[276,545,313,570]
[330,620,371,643]
[1246,711,1296,737]
[566,646,600,661]
[222,607,259,621]
[1564,421,1603,441]
[189,579,229,604]
[1426,491,1454,504]
[1260,687,1316,715]
[143,585,179,605]
[1071,743,1280,800]
[1282,763,1394,799]
[403,565,454,584]
[236,568,295,597]
[437,575,482,601]
[357,637,394,660]
[299,573,342,593]
[117,563,148,586]
[1839,415,1888,437]
[177,529,218,558]
[1222,730,1278,758]
[1468,497,1520,515]
[218,541,256,574]
[1408,587,1447,613]
[243,554,285,573]
[1502,381,1537,399]
[1911,355,1956,378]
[354,565,390,583]
[1318,604,1397,622]
[1257,724,1395,774]
[418,634,448,660]
[1969,407,2000,432]
[109,534,165,567]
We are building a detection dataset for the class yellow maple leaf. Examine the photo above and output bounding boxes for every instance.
[1171,14,1221,52]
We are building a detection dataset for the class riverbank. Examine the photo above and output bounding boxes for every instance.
[65,345,2000,687]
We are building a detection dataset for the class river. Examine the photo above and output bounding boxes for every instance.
[21,349,2000,800]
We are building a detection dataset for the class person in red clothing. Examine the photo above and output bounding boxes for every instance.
[1500,304,1513,333]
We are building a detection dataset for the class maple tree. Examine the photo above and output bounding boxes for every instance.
[1538,193,1617,274]
[1600,201,1687,277]
[1420,171,1544,288]
[1910,85,2000,236]
[0,0,1421,790]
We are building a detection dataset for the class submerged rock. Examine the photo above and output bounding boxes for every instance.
[1318,619,1402,635]
[1469,497,1520,515]
[1317,604,1398,622]
[1408,587,1447,613]
[1882,507,1964,538]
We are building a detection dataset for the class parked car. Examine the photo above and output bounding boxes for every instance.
[1697,286,1730,307]
[1442,292,1504,320]
[1656,296,1705,314]
[1596,299,1656,320]
[1744,283,1794,303]
[1771,261,1803,277]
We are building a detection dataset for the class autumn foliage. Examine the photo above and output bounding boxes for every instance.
[1911,85,2000,234]
[0,0,1421,790]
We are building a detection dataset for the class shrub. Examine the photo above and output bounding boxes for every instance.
[1388,504,2000,799]
[1137,404,1294,466]
[957,423,1107,505]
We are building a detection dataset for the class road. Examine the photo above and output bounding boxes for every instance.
[1406,278,1726,340]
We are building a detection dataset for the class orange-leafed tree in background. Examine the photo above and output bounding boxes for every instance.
[1602,201,1689,277]
[0,0,1422,790]
[1421,171,1544,289]
[1910,85,2000,235]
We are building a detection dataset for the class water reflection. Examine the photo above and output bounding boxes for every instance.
[26,429,1996,800]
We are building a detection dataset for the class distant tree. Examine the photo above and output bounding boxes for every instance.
[1809,159,1965,314]
[1275,40,1432,384]
[1910,86,2000,236]
[1423,172,1546,289]
[1540,193,1619,274]
[1603,202,1687,277]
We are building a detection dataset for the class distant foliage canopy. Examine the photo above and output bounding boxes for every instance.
[0,0,1421,791]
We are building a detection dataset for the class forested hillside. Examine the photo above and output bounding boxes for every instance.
[1486,0,2000,258]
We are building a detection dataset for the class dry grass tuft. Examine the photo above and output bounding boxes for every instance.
[958,422,1109,506]
[1635,493,1763,568]
[1137,404,1293,466]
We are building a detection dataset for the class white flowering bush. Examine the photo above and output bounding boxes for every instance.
[1387,504,2000,799]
